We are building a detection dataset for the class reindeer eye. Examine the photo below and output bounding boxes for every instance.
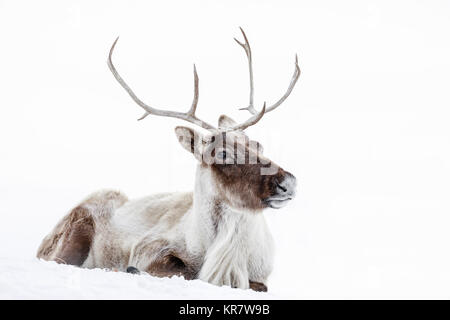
[215,149,234,163]
[219,151,227,160]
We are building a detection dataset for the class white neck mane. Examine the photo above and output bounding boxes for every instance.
[182,165,274,289]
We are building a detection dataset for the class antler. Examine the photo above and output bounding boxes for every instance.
[235,27,301,115]
[228,102,266,131]
[107,31,288,133]
[108,37,216,131]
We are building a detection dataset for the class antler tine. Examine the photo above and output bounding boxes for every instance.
[108,37,216,131]
[235,28,301,116]
[264,54,301,114]
[235,27,257,115]
[229,102,266,131]
[187,64,199,116]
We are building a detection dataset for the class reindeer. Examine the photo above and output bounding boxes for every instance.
[37,28,300,292]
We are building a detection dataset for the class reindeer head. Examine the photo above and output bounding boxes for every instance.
[108,28,300,212]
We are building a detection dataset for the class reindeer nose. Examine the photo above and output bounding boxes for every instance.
[276,171,297,199]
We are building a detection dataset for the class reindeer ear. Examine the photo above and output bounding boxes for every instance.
[218,114,238,129]
[174,126,204,160]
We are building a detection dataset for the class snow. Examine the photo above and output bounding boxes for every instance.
[0,258,273,300]
[1,0,450,299]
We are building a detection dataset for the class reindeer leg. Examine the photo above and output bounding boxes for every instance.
[130,239,198,280]
[57,208,94,266]
[147,253,197,280]
[37,205,94,266]
[37,190,128,267]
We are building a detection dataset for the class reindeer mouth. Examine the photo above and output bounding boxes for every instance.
[264,197,293,209]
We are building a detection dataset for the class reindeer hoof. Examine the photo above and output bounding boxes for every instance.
[249,281,268,292]
[126,266,140,274]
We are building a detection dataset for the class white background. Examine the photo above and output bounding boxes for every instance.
[1,0,450,299]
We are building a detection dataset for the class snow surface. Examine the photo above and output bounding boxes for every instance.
[0,258,274,300]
